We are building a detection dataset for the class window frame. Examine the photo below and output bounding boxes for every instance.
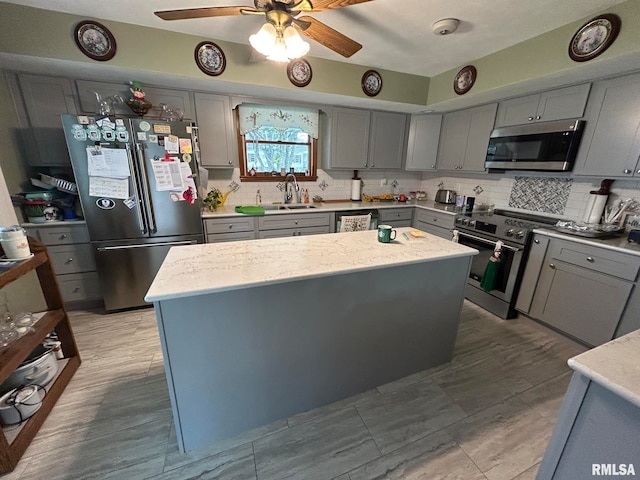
[235,109,318,182]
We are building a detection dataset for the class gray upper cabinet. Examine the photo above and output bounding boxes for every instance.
[572,73,640,178]
[76,80,195,120]
[437,103,497,173]
[405,114,442,171]
[325,108,407,170]
[193,92,236,168]
[494,83,591,127]
[17,74,78,166]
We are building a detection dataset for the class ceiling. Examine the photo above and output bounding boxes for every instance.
[1,0,629,77]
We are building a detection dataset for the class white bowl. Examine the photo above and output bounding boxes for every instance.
[0,386,44,425]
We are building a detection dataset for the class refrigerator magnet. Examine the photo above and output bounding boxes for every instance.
[137,132,147,141]
[179,138,192,154]
[77,115,89,124]
[115,119,125,126]
[182,153,192,163]
[96,198,115,210]
[148,135,158,143]
[102,129,115,141]
[72,127,87,141]
[123,196,137,209]
[139,121,151,132]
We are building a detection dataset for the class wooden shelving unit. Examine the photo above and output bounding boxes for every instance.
[0,238,81,473]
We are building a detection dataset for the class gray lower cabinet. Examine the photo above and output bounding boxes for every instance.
[437,103,497,173]
[203,216,257,243]
[23,223,101,305]
[258,212,331,238]
[379,208,413,227]
[412,209,455,240]
[538,374,640,480]
[516,233,640,347]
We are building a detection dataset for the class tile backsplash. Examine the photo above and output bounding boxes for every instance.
[205,168,640,222]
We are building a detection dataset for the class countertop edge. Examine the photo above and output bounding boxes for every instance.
[567,330,640,409]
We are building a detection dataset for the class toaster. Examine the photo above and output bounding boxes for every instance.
[435,189,457,204]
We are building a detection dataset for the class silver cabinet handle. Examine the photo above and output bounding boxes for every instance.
[549,263,555,269]
[534,239,540,244]
[433,218,438,222]
[624,169,633,174]
[295,220,298,225]
[73,287,80,293]
[637,169,640,175]
[66,258,73,263]
[535,115,541,120]
[528,116,534,121]
[59,234,67,240]
[228,224,233,229]
[431,164,436,169]
[587,256,594,262]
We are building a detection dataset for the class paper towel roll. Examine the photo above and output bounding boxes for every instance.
[582,195,597,223]
[584,193,608,224]
[350,179,361,201]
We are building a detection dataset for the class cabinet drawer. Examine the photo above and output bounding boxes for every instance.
[551,239,640,281]
[379,208,413,223]
[48,244,96,274]
[206,231,257,243]
[415,222,452,240]
[27,225,90,245]
[258,225,330,239]
[414,209,456,229]
[58,272,101,302]
[258,213,331,230]
[204,217,256,234]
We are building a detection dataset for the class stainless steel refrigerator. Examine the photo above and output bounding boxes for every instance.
[61,114,204,311]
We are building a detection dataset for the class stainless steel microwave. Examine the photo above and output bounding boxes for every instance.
[485,119,585,172]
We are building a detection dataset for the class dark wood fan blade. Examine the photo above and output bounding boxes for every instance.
[296,16,362,57]
[155,7,256,21]
[308,0,373,12]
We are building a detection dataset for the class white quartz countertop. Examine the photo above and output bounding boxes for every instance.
[201,201,460,218]
[145,226,477,302]
[533,228,640,257]
[568,329,640,408]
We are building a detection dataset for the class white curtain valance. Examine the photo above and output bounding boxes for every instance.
[238,103,319,139]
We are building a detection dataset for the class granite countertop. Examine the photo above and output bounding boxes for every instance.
[568,329,640,408]
[145,226,478,302]
[533,228,640,257]
[201,201,460,218]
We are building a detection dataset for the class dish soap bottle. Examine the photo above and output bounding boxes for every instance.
[303,188,309,204]
[255,189,262,205]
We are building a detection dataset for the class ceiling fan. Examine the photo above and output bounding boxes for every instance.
[154,0,372,58]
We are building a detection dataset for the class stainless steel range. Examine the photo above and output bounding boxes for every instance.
[454,209,558,319]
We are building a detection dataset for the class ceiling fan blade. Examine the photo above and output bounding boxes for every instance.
[295,16,362,58]
[307,0,373,12]
[154,6,257,21]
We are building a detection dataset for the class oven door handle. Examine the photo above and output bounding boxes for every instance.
[458,232,521,252]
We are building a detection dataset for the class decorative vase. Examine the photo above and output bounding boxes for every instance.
[126,99,152,117]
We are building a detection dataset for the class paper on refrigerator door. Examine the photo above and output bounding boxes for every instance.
[151,160,183,191]
[86,147,130,178]
[180,163,197,200]
[89,176,130,199]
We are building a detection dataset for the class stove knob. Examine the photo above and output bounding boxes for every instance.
[505,228,515,237]
[469,220,476,227]
[455,217,464,225]
[515,230,526,239]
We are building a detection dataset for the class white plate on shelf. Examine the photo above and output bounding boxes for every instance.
[0,253,34,262]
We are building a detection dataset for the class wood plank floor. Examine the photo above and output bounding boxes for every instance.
[1,301,585,480]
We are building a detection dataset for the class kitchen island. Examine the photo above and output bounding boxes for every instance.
[145,227,477,452]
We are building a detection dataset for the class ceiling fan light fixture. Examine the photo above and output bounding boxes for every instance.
[250,22,310,62]
[432,18,460,36]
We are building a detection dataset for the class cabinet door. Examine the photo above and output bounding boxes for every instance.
[573,73,640,177]
[494,93,540,127]
[462,103,497,172]
[76,80,195,119]
[258,225,330,239]
[535,83,591,123]
[329,108,370,169]
[530,260,632,346]
[437,110,471,171]
[415,222,452,239]
[368,111,407,169]
[405,114,442,171]
[18,74,77,166]
[194,92,236,168]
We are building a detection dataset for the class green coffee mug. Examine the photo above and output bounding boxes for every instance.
[377,224,396,243]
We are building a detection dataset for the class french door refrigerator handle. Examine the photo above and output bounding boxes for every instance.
[125,144,147,234]
[96,240,198,251]
[135,143,157,233]
[457,232,521,252]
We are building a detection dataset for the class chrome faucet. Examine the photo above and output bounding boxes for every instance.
[283,171,301,203]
